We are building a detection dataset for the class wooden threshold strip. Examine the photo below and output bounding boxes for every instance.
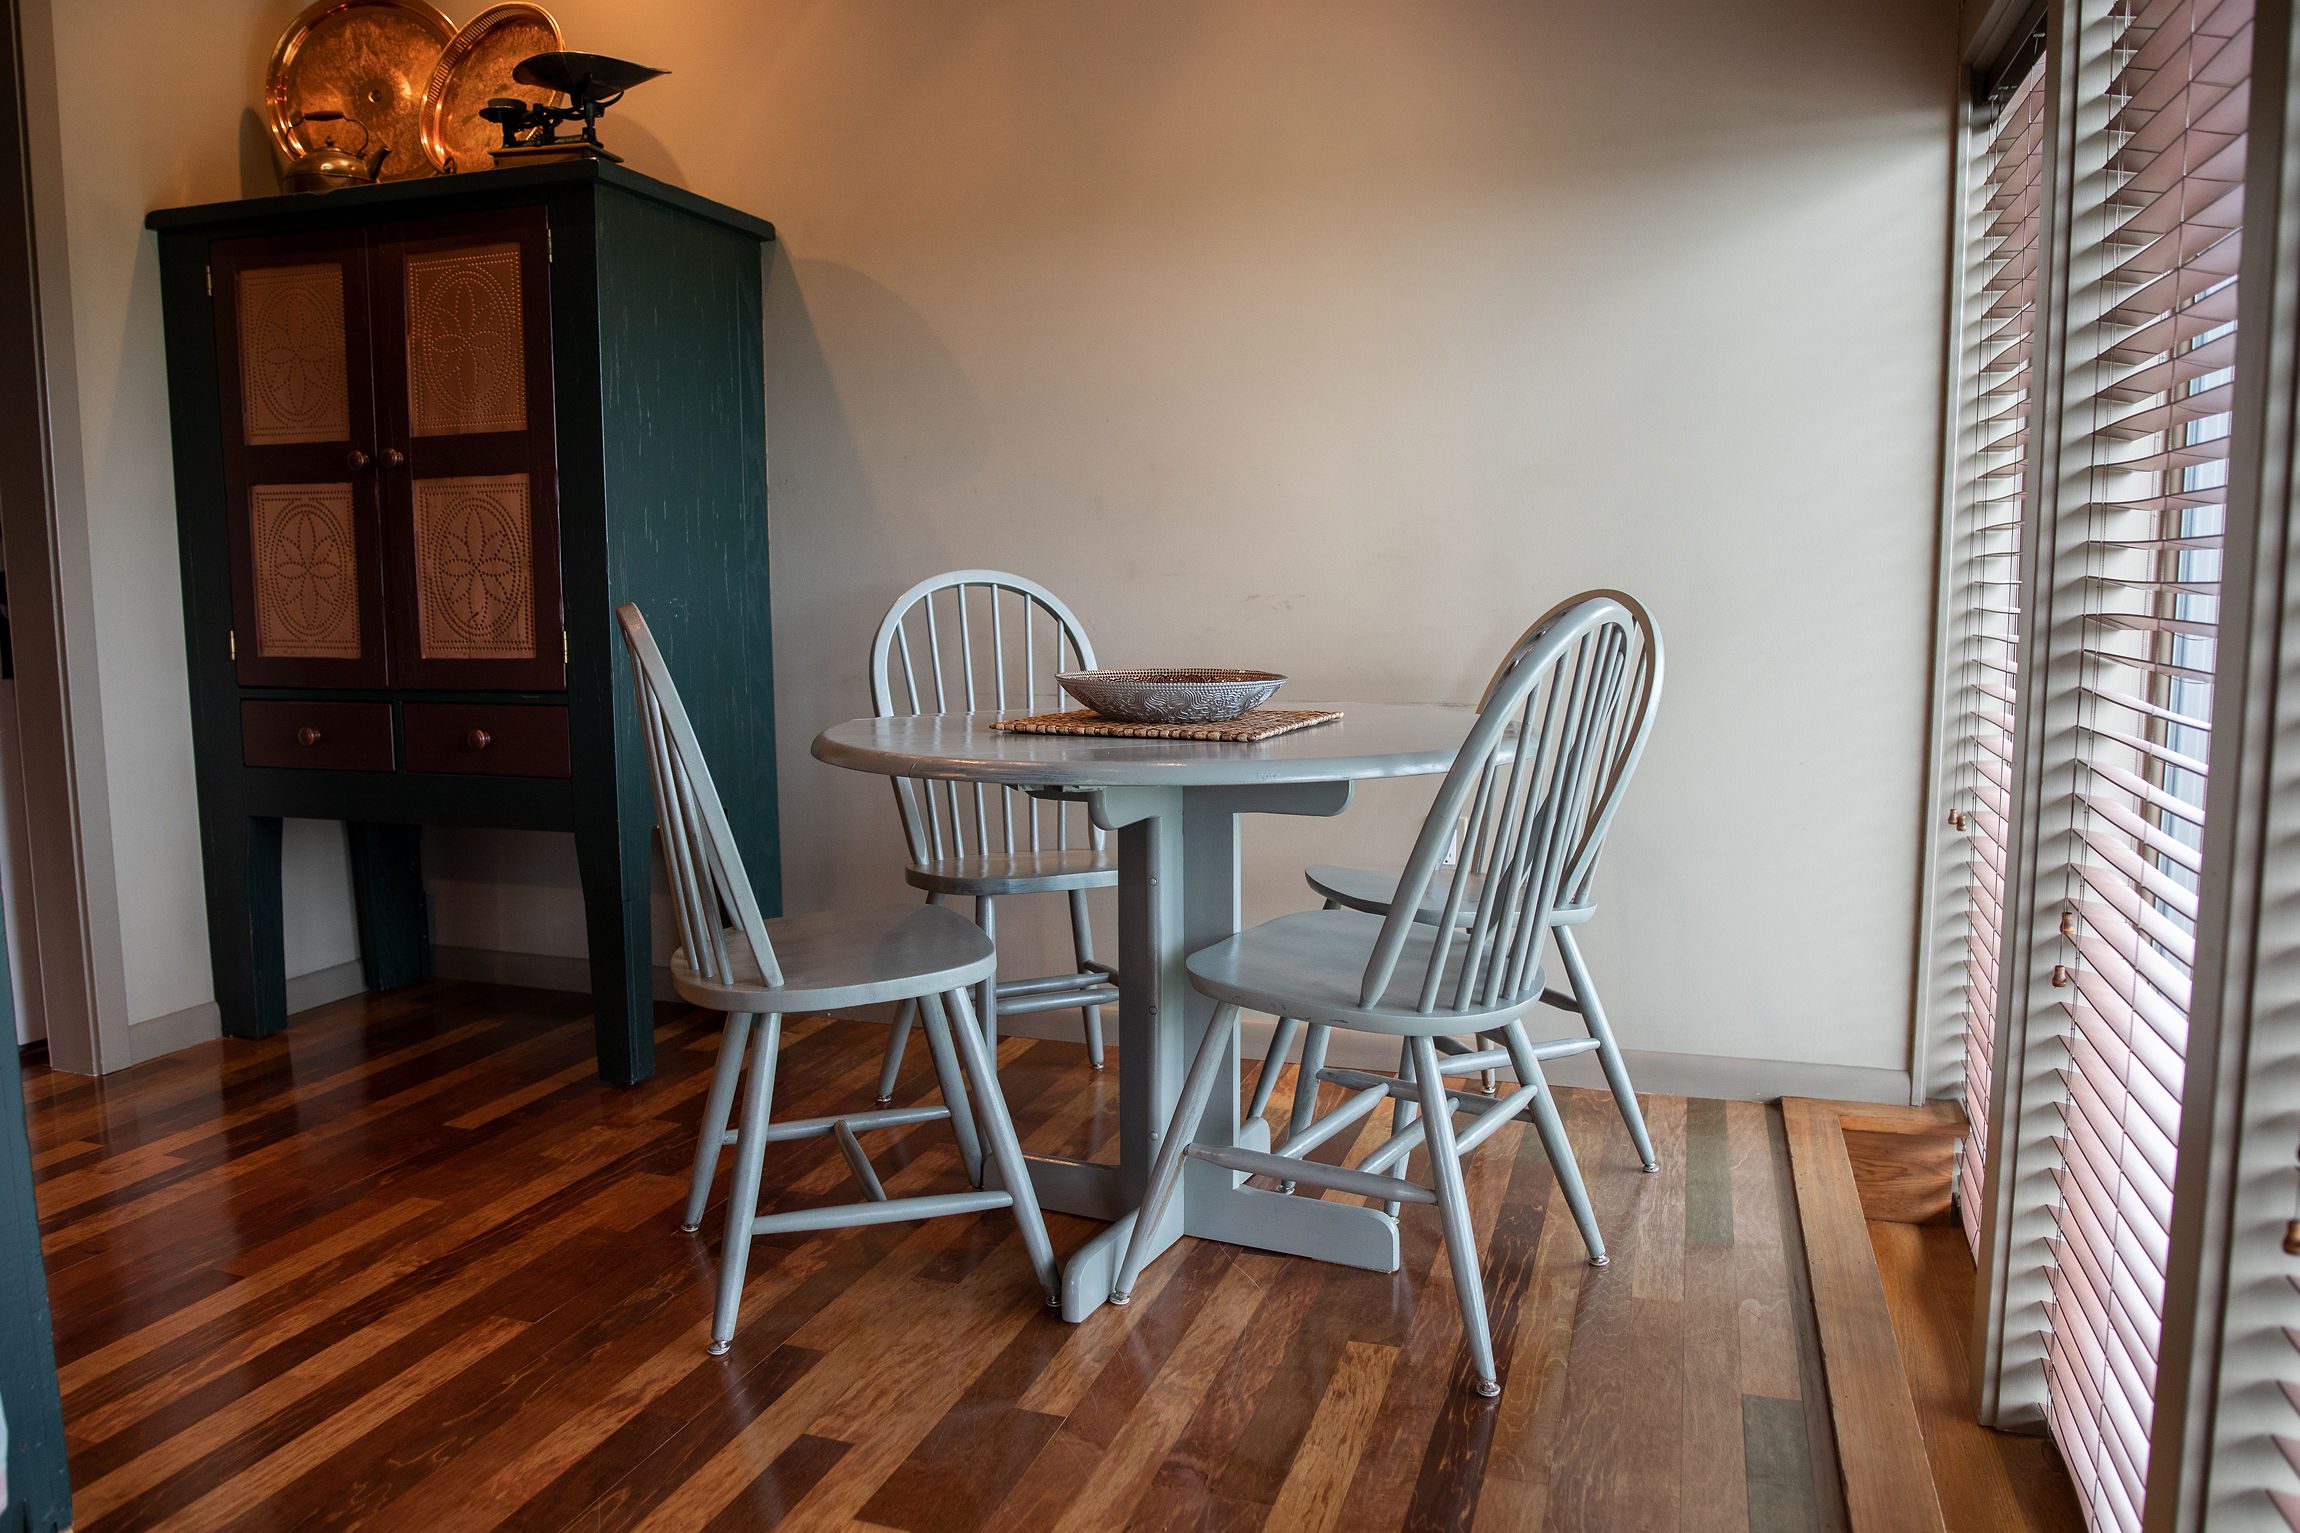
[1781,1097,1961,1533]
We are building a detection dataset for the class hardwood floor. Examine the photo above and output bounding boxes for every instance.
[1867,1222,2084,1533]
[1778,1096,2081,1533]
[23,980,1850,1531]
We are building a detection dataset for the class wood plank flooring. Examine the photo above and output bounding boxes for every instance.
[22,980,1850,1531]
[1780,1100,1946,1533]
[1867,1221,2084,1533]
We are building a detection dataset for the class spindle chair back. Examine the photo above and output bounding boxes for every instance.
[870,569,1106,866]
[1467,589,1660,913]
[865,571,1120,1095]
[625,603,780,992]
[1361,597,1635,1021]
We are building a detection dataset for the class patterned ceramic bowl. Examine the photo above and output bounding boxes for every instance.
[1057,668,1288,724]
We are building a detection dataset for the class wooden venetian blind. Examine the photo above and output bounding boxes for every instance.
[2041,1,2249,1526]
[1955,49,2050,1262]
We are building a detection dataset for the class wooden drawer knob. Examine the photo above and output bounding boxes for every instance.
[296,726,323,748]
[466,728,493,751]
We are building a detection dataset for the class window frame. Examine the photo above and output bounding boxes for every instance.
[1924,0,2300,1525]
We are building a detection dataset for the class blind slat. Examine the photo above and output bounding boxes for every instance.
[2036,4,2246,1525]
[1954,31,2048,1268]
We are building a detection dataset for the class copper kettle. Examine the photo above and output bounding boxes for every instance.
[279,111,390,193]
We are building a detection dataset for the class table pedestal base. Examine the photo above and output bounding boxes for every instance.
[1026,778,1402,1322]
[1050,1149,1402,1321]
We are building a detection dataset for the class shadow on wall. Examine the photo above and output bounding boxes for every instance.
[765,246,990,517]
[238,108,270,198]
[761,239,978,927]
[760,244,1095,986]
[584,116,687,189]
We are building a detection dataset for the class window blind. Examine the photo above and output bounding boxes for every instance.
[1955,50,2050,1262]
[2041,1,2249,1526]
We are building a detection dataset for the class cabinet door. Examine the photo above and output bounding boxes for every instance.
[373,208,565,691]
[212,231,388,688]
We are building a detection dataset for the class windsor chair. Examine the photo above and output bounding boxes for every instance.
[619,604,1060,1353]
[1111,596,1633,1396]
[868,571,1118,1103]
[1246,589,1664,1179]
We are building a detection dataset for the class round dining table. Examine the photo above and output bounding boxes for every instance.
[813,702,1483,1321]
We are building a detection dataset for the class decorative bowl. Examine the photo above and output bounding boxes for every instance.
[1057,668,1287,724]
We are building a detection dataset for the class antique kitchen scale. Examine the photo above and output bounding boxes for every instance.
[264,0,665,190]
[479,53,668,165]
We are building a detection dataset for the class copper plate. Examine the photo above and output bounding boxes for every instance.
[420,3,564,174]
[266,0,458,185]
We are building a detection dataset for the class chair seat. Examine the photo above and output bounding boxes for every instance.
[1305,864,1594,927]
[905,846,1120,897]
[671,902,998,1014]
[1187,908,1545,1036]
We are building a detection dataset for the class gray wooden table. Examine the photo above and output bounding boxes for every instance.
[813,703,1479,1321]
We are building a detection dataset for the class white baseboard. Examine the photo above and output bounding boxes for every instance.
[431,945,679,1003]
[125,1000,220,1063]
[124,958,375,1065]
[120,949,671,1070]
[992,1009,1910,1105]
[286,958,369,1014]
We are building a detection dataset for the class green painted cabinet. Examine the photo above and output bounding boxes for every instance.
[1,936,68,1532]
[148,163,779,1084]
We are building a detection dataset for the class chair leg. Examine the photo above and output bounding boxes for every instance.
[1384,1037,1417,1220]
[1380,1043,1416,1222]
[1281,899,1344,1156]
[1068,889,1107,1070]
[683,1012,755,1232]
[975,895,1000,1054]
[1394,1037,1420,1134]
[710,1013,783,1355]
[1247,1015,1302,1122]
[1556,925,1656,1172]
[1289,1024,1331,1143]
[1412,1035,1501,1397]
[917,992,986,1187]
[1281,1021,1332,1194]
[874,997,915,1105]
[1500,1018,1607,1266]
[944,988,1062,1303]
[1113,1002,1239,1303]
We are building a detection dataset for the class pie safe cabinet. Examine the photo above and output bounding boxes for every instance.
[148,163,779,1085]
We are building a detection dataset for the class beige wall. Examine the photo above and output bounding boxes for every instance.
[37,0,1958,1090]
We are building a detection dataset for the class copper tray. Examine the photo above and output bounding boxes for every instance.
[420,3,564,174]
[266,0,458,185]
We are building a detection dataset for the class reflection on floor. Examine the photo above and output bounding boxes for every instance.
[26,980,1848,1532]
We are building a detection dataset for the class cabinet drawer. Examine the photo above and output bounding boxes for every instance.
[241,700,394,772]
[405,703,570,778]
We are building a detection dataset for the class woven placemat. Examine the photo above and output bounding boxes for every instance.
[994,708,1343,743]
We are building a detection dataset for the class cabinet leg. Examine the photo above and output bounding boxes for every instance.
[577,821,656,1086]
[204,813,287,1039]
[347,822,431,992]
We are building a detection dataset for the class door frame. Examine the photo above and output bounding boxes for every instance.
[0,0,133,1074]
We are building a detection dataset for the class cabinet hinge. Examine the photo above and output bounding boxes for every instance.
[563,629,570,665]
[205,264,213,298]
[228,629,236,661]
[546,228,553,264]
